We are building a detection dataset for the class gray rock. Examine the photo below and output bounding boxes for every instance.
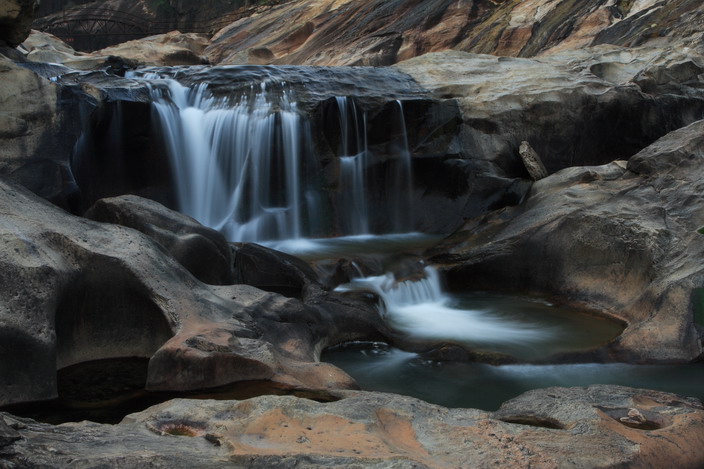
[0,177,388,407]
[430,120,704,362]
[85,195,234,285]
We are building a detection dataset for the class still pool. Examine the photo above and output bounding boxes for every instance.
[323,341,704,411]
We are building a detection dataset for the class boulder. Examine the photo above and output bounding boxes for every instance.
[232,242,321,299]
[0,177,390,407]
[429,120,704,362]
[3,385,704,468]
[0,0,35,47]
[395,47,704,177]
[85,195,234,285]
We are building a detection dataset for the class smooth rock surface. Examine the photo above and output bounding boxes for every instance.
[0,177,389,407]
[429,120,704,362]
[85,195,235,285]
[3,385,704,468]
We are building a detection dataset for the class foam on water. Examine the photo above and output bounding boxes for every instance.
[337,266,551,345]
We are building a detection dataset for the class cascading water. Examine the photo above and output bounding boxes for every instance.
[135,73,418,243]
[336,96,369,235]
[144,76,313,242]
[337,266,550,345]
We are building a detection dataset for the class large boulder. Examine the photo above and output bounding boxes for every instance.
[0,177,390,408]
[85,195,235,285]
[3,385,704,468]
[429,120,704,363]
[0,0,35,47]
[395,47,704,177]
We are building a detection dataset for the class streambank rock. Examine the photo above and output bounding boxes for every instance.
[429,120,704,362]
[0,54,83,208]
[396,46,704,177]
[204,0,704,66]
[0,177,392,408]
[3,385,704,468]
[85,195,234,285]
[0,0,35,47]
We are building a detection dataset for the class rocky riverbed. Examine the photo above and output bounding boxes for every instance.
[1,0,704,467]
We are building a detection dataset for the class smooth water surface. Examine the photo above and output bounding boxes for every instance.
[324,342,704,410]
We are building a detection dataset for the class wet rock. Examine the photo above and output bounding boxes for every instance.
[396,47,704,176]
[430,120,704,362]
[85,195,234,285]
[3,385,704,468]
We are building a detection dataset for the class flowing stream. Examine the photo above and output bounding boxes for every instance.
[77,70,701,415]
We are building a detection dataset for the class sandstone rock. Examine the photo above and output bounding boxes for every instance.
[3,385,704,468]
[90,31,210,67]
[0,177,390,407]
[429,120,704,362]
[396,47,704,176]
[85,195,234,285]
[0,0,35,47]
[0,54,82,207]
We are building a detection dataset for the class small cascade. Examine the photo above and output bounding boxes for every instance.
[145,76,314,242]
[390,100,414,233]
[334,97,415,235]
[127,71,420,243]
[337,266,549,344]
[336,96,369,235]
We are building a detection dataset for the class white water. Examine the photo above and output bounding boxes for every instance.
[141,76,312,242]
[337,266,551,344]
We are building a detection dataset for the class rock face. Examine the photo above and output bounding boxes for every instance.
[429,120,704,362]
[85,195,235,285]
[0,0,35,47]
[395,47,704,176]
[203,0,704,66]
[0,177,394,408]
[3,385,704,468]
[20,30,210,69]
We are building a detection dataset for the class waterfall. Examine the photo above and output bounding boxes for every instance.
[129,71,418,243]
[335,97,414,235]
[146,77,312,242]
[336,96,369,235]
[337,266,549,344]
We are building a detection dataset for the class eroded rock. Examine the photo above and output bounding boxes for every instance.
[429,120,704,362]
[3,385,704,468]
[0,177,388,407]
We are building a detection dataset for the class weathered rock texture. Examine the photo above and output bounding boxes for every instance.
[429,120,704,362]
[203,0,704,66]
[396,47,704,175]
[85,195,235,285]
[0,0,35,47]
[3,385,704,468]
[19,30,210,69]
[0,177,394,408]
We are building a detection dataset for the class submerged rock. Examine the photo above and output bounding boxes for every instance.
[3,385,704,468]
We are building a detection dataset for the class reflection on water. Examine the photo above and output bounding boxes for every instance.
[324,342,704,410]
